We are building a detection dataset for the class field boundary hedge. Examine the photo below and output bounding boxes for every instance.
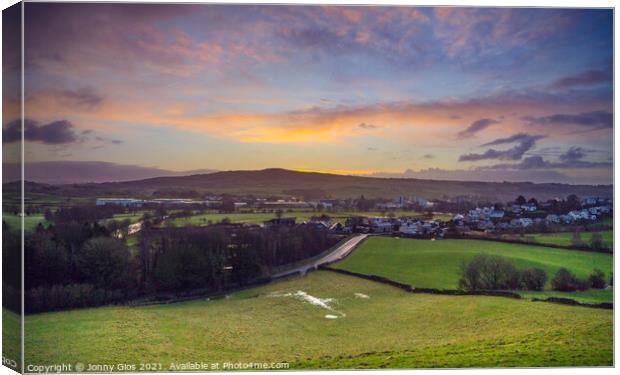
[126,276,275,307]
[320,266,521,298]
[448,234,612,254]
[321,266,613,309]
[531,297,613,310]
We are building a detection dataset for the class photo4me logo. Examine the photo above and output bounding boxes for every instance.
[168,361,290,371]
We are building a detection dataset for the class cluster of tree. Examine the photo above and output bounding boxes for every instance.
[1,217,134,313]
[514,195,539,207]
[355,195,379,211]
[138,224,340,293]
[551,268,609,292]
[542,194,583,214]
[459,254,547,291]
[22,222,135,313]
[4,209,340,313]
[5,205,47,216]
[570,231,609,251]
[2,222,21,312]
[44,205,125,223]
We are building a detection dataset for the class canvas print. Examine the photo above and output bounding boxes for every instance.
[1,1,614,372]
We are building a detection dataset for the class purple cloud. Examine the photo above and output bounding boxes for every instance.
[59,87,103,109]
[524,111,612,129]
[459,133,544,162]
[549,70,610,90]
[479,155,612,170]
[559,146,587,162]
[457,118,500,138]
[3,119,79,144]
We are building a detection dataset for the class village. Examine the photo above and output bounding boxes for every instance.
[95,194,613,240]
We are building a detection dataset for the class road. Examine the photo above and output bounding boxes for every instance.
[272,234,368,279]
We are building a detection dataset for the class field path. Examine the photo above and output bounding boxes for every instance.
[272,234,368,278]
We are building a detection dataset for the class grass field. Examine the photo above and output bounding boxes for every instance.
[529,230,613,249]
[104,211,147,224]
[167,210,451,227]
[23,271,612,369]
[2,308,21,372]
[2,213,49,231]
[3,211,146,232]
[334,237,613,303]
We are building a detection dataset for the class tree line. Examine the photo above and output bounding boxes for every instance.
[2,206,341,313]
[459,253,610,292]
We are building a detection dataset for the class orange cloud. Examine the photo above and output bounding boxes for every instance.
[20,86,611,146]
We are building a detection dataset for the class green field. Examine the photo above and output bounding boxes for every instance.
[3,211,146,232]
[105,211,147,224]
[23,271,612,369]
[2,213,49,231]
[2,308,21,372]
[334,237,613,302]
[167,210,451,227]
[529,231,613,249]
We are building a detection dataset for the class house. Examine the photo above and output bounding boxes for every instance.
[489,210,505,219]
[399,221,421,236]
[497,222,510,230]
[510,204,523,214]
[329,222,348,233]
[582,197,598,206]
[567,209,595,222]
[96,198,144,207]
[545,214,560,224]
[369,218,394,233]
[477,220,495,231]
[510,218,533,228]
[309,216,333,228]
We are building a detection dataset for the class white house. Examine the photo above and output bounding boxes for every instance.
[96,198,144,207]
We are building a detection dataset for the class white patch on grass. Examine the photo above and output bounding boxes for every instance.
[354,293,370,299]
[293,291,334,310]
[268,290,345,318]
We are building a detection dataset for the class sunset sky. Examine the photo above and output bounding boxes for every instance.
[2,3,614,184]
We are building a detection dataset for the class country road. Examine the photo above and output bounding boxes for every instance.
[272,234,368,279]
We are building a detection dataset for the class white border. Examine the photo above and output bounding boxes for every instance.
[0,2,617,375]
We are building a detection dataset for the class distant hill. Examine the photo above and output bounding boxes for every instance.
[10,168,613,202]
[2,161,218,184]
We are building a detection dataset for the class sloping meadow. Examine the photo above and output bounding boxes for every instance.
[333,237,613,303]
[23,271,612,369]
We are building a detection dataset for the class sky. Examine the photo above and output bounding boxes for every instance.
[2,3,614,184]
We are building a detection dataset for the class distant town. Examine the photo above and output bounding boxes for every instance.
[94,194,613,241]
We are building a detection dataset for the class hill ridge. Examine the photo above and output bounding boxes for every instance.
[6,168,612,201]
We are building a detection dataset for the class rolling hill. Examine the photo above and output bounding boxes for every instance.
[2,161,217,184]
[8,168,613,201]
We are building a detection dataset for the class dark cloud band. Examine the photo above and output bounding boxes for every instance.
[459,133,544,162]
[3,119,78,144]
